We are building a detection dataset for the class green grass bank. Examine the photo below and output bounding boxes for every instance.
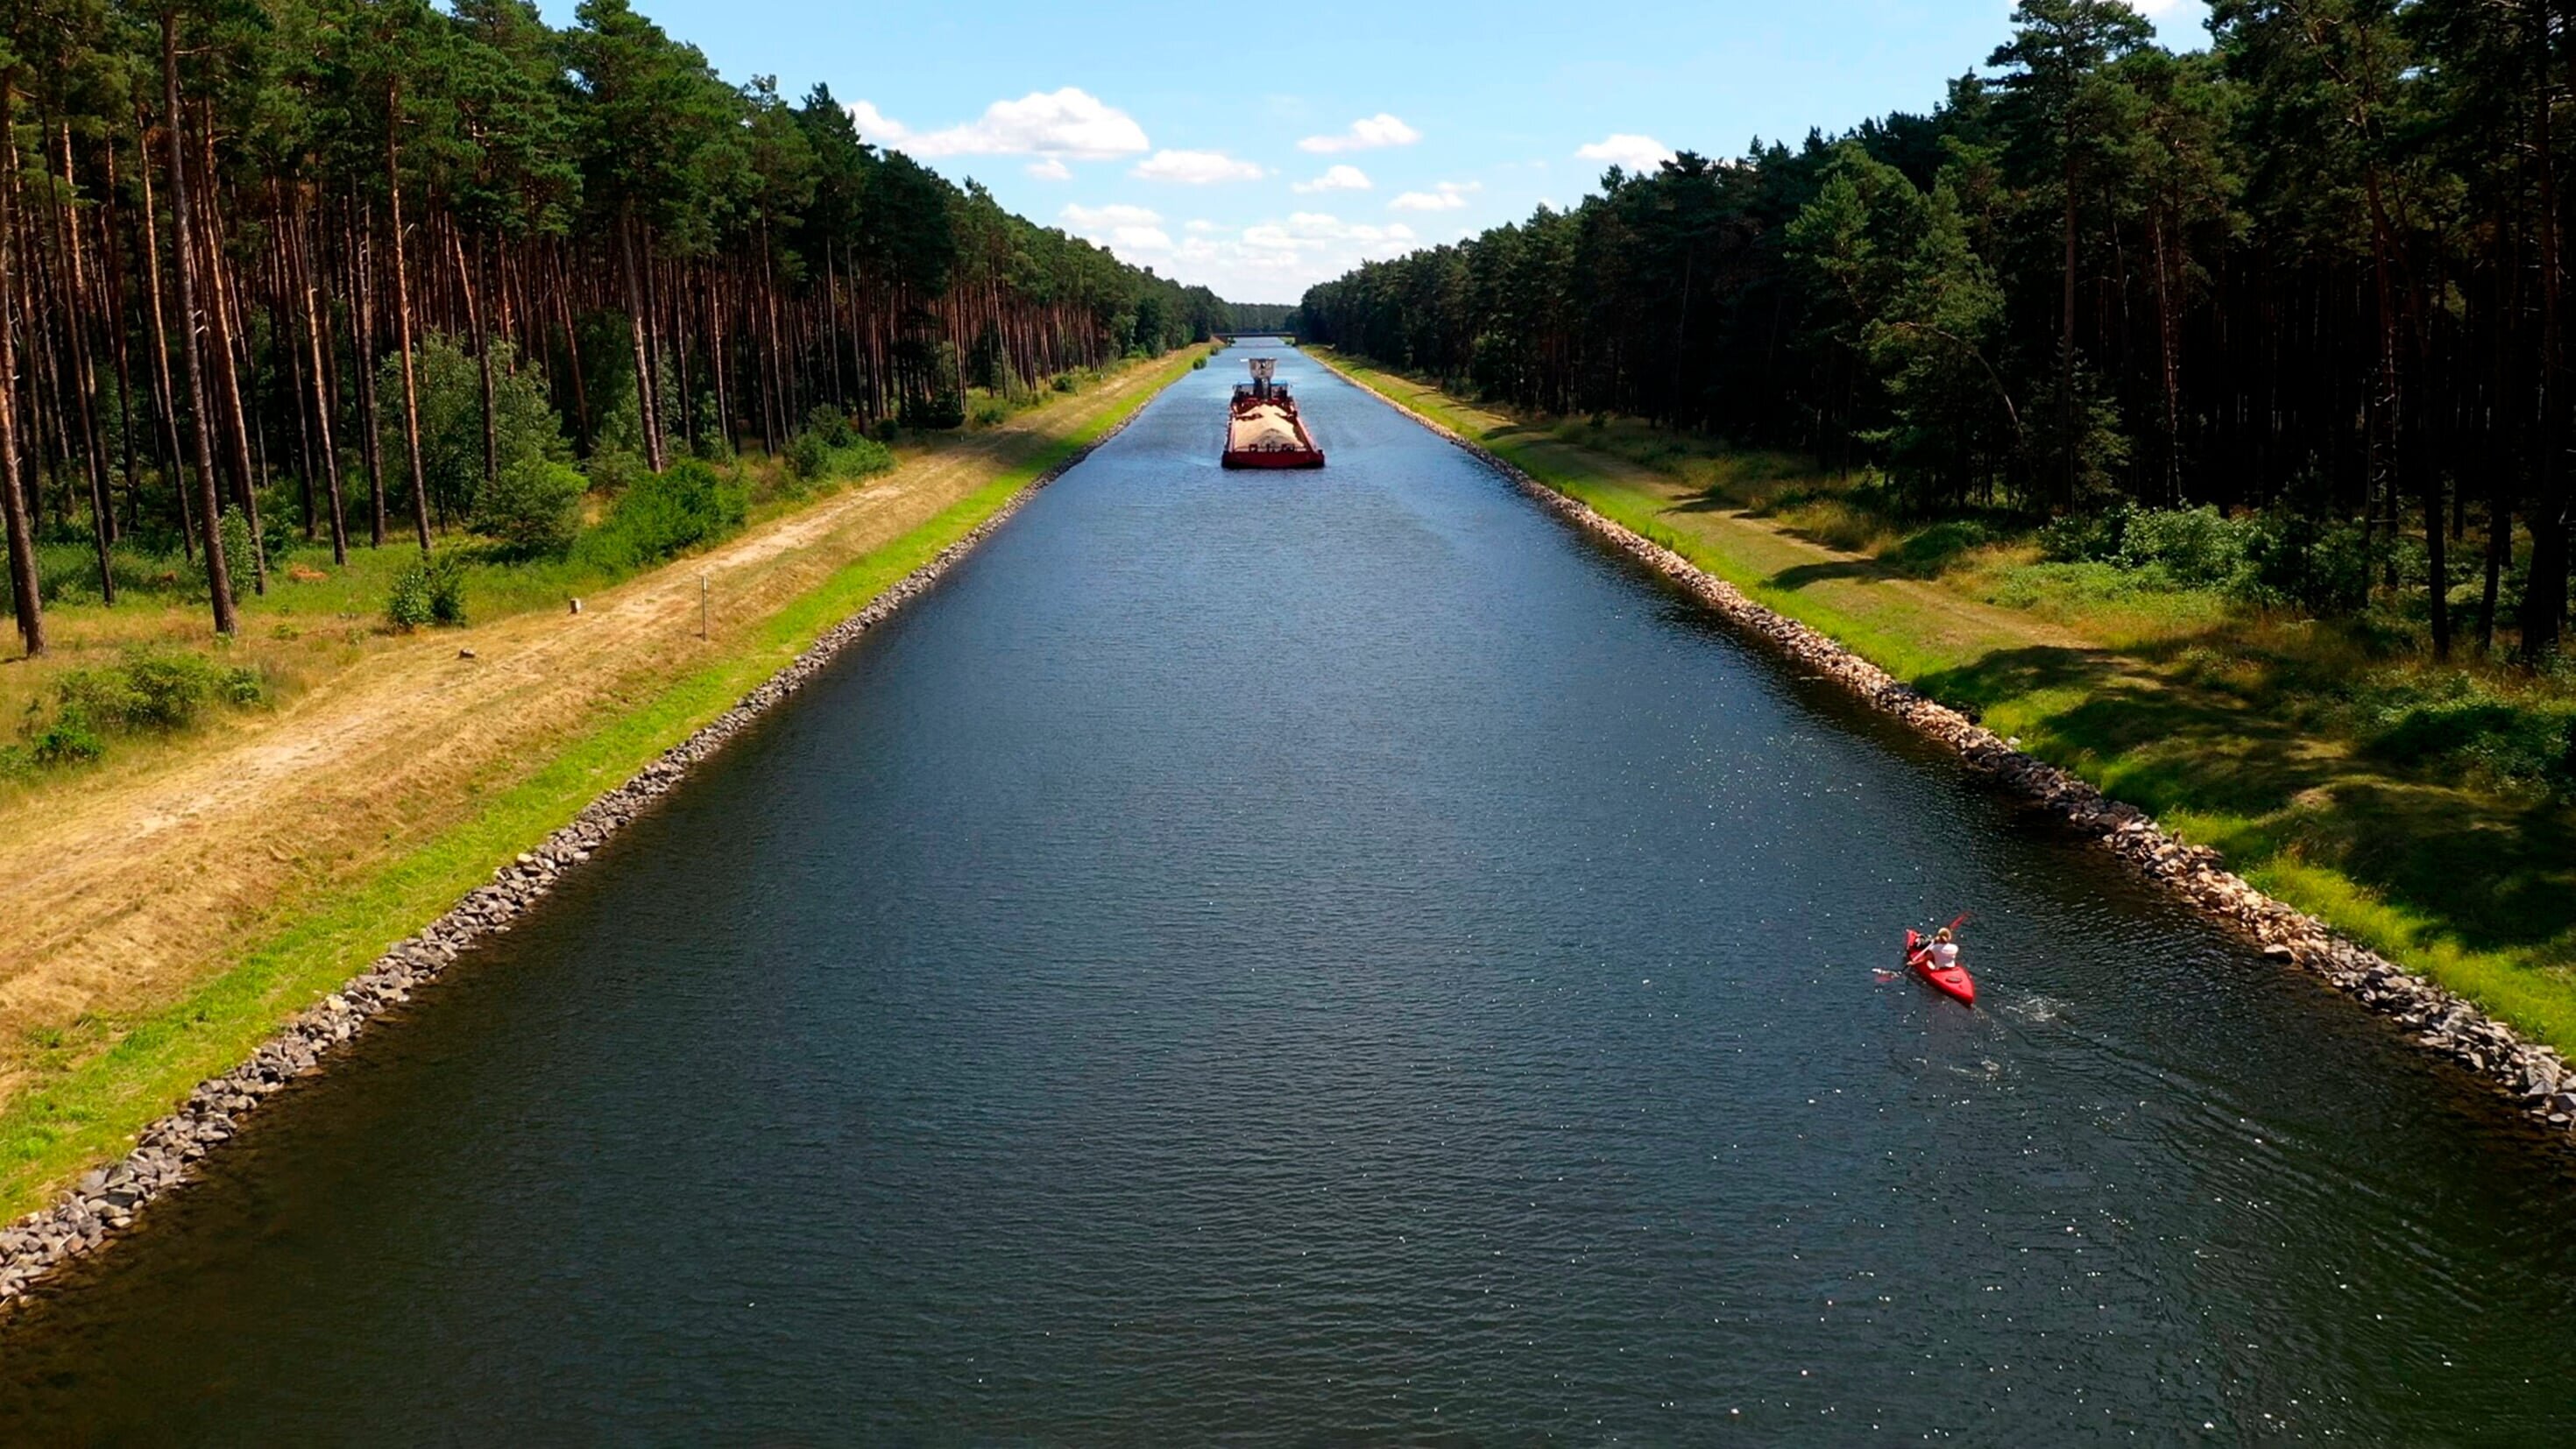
[1310,347,2576,1060]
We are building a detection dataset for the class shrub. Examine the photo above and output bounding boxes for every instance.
[2039,504,2259,593]
[473,456,586,556]
[572,459,747,570]
[1051,372,1076,392]
[17,648,261,769]
[257,484,301,570]
[54,649,263,732]
[386,561,435,628]
[378,334,570,526]
[53,668,141,735]
[803,404,857,448]
[2119,505,2254,590]
[1191,357,1207,371]
[2037,505,2130,565]
[789,432,895,487]
[122,651,229,728]
[872,418,899,445]
[427,553,469,626]
[2242,509,2372,615]
[216,506,256,599]
[785,429,833,483]
[32,716,103,766]
[968,396,1011,428]
[584,446,648,496]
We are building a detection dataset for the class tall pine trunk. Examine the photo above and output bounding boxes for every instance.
[0,75,46,655]
[385,80,430,552]
[55,124,117,602]
[162,11,234,635]
[133,105,192,559]
[299,199,349,563]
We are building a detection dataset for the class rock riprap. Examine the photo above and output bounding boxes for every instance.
[1367,384,2574,1144]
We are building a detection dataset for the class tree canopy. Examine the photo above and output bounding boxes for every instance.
[0,0,1240,647]
[1299,0,2574,665]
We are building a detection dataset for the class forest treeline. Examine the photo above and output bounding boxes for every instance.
[1299,0,2575,667]
[0,0,1241,653]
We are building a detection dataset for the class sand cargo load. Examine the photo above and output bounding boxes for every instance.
[1221,357,1326,469]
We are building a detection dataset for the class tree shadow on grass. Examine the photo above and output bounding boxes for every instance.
[1767,559,1894,590]
[1917,645,2576,957]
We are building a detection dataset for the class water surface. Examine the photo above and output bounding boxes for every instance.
[6,348,2574,1443]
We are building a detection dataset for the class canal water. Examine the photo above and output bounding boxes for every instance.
[5,347,2574,1443]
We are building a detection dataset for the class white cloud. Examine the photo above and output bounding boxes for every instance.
[1299,113,1422,154]
[1389,180,1480,212]
[1060,202,1174,252]
[1058,206,1419,302]
[1026,158,1072,181]
[1575,133,1675,172]
[1292,165,1372,194]
[1132,149,1265,184]
[1063,202,1163,228]
[846,99,911,147]
[1238,212,1417,253]
[850,88,1149,161]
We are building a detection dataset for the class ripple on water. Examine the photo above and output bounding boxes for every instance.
[3,347,2575,1442]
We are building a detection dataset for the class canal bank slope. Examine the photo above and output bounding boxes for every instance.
[0,349,1206,1231]
[1311,347,2576,1137]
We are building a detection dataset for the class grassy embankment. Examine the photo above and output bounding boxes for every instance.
[1313,347,2576,1057]
[0,347,1206,1219]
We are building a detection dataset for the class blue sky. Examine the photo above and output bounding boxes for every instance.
[543,0,2209,303]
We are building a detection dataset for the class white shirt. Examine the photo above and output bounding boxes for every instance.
[1928,942,1960,971]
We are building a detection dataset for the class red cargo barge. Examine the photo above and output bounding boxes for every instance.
[1221,357,1325,469]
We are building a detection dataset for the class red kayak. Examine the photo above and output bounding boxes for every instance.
[1903,929,1977,1007]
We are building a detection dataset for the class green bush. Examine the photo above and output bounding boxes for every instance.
[22,649,265,770]
[572,459,747,570]
[2037,507,2130,565]
[124,651,244,728]
[2040,504,2261,594]
[785,429,832,483]
[2119,505,2254,590]
[2242,509,2372,615]
[386,561,435,628]
[803,404,858,448]
[584,446,649,496]
[473,456,586,556]
[32,716,103,766]
[872,418,899,445]
[427,553,469,626]
[787,428,896,486]
[968,396,1011,428]
[216,507,255,598]
[1051,372,1076,392]
[378,334,570,526]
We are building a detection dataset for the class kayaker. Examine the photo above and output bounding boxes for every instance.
[1925,927,1961,972]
